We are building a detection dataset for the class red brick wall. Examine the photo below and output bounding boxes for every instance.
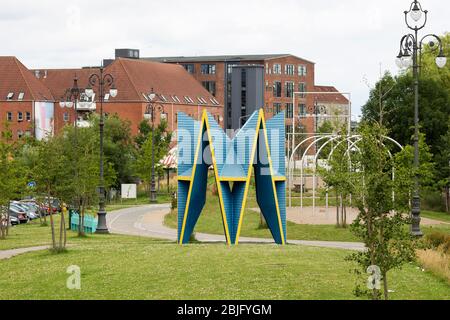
[0,101,34,139]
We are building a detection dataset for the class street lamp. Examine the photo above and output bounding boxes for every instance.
[60,75,81,230]
[396,0,447,236]
[144,88,163,203]
[86,68,118,234]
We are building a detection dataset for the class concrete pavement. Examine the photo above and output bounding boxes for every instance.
[107,204,366,251]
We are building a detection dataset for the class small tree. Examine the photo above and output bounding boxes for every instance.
[322,123,417,300]
[0,124,25,239]
[32,136,68,252]
[135,120,172,194]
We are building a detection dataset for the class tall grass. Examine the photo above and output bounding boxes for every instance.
[416,249,450,284]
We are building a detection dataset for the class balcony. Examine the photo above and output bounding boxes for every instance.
[77,101,96,111]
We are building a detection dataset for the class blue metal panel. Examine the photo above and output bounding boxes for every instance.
[266,111,286,177]
[177,110,286,245]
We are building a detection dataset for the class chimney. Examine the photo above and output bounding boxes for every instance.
[44,70,47,79]
[34,70,40,79]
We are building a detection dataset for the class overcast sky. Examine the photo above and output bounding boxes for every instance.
[0,0,448,116]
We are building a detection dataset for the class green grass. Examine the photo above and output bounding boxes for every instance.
[167,189,450,243]
[0,194,173,251]
[421,210,450,223]
[0,233,448,300]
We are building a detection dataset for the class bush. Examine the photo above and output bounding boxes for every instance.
[425,231,450,254]
[422,190,445,212]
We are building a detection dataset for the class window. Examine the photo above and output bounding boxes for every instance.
[182,64,195,74]
[202,81,216,97]
[160,94,167,102]
[18,92,24,101]
[104,93,110,101]
[201,64,216,74]
[17,130,24,139]
[265,63,269,74]
[286,103,293,118]
[7,112,12,121]
[184,96,193,104]
[298,65,307,76]
[7,92,14,100]
[285,64,295,75]
[63,112,69,122]
[172,95,181,103]
[17,112,23,122]
[273,103,282,115]
[285,82,294,98]
[299,103,306,116]
[273,64,282,74]
[273,81,282,97]
[299,82,307,98]
[26,112,31,121]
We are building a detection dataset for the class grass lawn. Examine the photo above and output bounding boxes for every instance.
[165,189,450,243]
[0,233,449,300]
[0,193,172,251]
[421,210,450,223]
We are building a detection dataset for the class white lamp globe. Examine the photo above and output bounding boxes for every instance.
[85,88,94,98]
[410,7,422,22]
[59,101,65,108]
[110,88,118,98]
[66,101,74,108]
[436,56,447,69]
[396,57,404,69]
[402,55,413,68]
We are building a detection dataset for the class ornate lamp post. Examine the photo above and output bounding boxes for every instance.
[60,75,81,230]
[85,68,118,234]
[144,89,163,203]
[395,0,447,236]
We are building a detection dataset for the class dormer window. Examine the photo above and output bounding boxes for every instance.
[18,92,24,101]
[7,92,14,100]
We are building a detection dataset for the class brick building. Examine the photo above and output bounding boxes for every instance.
[145,54,317,133]
[0,57,55,140]
[0,56,222,140]
[312,85,350,132]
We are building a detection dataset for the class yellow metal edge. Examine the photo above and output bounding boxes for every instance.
[179,113,206,245]
[260,111,286,245]
[235,110,263,245]
[204,111,232,245]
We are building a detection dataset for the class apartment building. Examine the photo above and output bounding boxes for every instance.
[145,54,316,133]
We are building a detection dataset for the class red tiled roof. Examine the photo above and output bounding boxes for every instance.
[0,56,54,101]
[106,58,220,106]
[35,58,220,107]
[313,85,349,104]
[35,67,99,100]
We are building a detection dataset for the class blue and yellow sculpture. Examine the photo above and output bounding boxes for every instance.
[177,109,286,245]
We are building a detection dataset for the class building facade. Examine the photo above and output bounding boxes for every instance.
[145,54,316,134]
[0,56,223,141]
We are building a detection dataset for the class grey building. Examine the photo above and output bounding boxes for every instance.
[230,65,264,130]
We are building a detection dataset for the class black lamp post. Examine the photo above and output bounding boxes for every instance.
[60,75,81,230]
[396,0,447,236]
[144,89,163,203]
[85,68,118,234]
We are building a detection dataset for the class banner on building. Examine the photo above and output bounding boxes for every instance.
[34,102,54,140]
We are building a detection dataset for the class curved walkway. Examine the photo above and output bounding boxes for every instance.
[0,245,50,260]
[107,204,366,251]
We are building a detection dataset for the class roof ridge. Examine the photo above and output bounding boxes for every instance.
[14,57,38,101]
[115,59,143,101]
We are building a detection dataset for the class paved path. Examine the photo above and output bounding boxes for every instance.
[107,204,365,251]
[0,245,50,260]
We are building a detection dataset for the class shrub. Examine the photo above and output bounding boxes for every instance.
[422,190,445,212]
[425,231,450,254]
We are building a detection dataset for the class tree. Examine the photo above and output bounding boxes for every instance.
[347,123,417,300]
[134,120,172,193]
[362,71,450,187]
[435,117,450,212]
[0,124,25,239]
[32,136,69,251]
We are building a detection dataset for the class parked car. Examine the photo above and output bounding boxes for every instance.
[9,215,19,225]
[16,202,39,220]
[8,205,28,224]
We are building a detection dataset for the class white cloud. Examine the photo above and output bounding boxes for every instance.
[0,0,448,115]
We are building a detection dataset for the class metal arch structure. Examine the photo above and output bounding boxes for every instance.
[287,134,404,214]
